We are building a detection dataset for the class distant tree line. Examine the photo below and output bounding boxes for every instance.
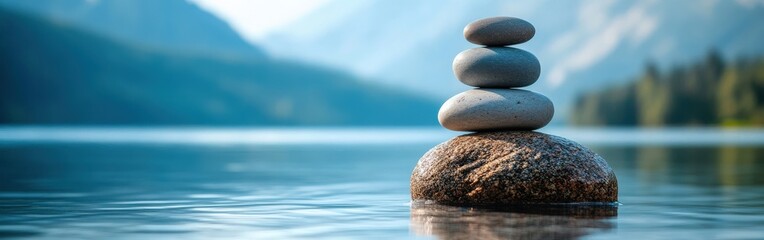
[572,50,764,126]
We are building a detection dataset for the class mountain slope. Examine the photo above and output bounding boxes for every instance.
[261,0,764,123]
[0,0,265,59]
[0,7,438,126]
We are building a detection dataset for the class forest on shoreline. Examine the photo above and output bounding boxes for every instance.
[572,51,764,126]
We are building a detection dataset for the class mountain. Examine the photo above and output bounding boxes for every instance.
[571,51,764,126]
[0,0,265,59]
[0,7,438,126]
[260,0,764,123]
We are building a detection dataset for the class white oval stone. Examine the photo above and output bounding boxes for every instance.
[438,89,554,131]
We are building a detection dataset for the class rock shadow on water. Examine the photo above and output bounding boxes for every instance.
[410,201,617,240]
[0,230,43,238]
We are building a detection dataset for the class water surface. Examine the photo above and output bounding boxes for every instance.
[1,127,764,239]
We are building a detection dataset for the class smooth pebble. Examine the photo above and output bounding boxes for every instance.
[463,16,535,46]
[452,47,540,88]
[438,89,553,131]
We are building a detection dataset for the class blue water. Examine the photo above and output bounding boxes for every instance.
[1,127,764,239]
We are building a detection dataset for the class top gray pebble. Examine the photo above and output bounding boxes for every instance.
[464,16,535,46]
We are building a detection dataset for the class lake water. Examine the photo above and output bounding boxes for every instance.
[1,127,764,239]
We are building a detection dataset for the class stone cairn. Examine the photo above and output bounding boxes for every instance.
[411,17,618,207]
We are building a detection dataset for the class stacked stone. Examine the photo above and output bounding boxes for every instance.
[411,17,618,207]
[439,17,552,131]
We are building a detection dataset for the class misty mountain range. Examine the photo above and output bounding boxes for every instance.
[261,0,764,122]
[0,0,438,126]
[2,0,764,126]
[0,0,265,59]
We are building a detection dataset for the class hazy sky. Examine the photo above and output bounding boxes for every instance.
[189,0,330,42]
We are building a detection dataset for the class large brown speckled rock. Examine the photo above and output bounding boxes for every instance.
[411,131,617,206]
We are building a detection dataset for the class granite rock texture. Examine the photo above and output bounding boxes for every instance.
[411,131,618,206]
[452,47,540,88]
[438,89,553,131]
[463,16,535,46]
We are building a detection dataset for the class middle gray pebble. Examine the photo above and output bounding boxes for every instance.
[452,47,541,88]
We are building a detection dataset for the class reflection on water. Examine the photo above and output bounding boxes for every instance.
[1,128,764,239]
[599,146,764,187]
[410,203,616,240]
